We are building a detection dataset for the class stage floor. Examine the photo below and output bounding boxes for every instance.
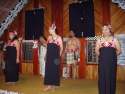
[0,74,125,94]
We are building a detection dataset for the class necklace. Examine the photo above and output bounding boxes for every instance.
[103,36,112,41]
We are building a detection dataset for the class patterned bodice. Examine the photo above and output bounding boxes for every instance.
[100,38,115,48]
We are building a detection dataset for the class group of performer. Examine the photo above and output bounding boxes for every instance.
[0,23,121,94]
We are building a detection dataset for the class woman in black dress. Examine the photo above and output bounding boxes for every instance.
[5,31,20,84]
[95,25,121,94]
[44,24,63,91]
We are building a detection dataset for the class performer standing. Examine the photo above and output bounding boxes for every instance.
[95,25,121,94]
[44,23,63,91]
[39,36,47,78]
[5,31,20,84]
[65,31,80,79]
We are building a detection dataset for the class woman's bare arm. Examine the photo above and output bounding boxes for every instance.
[59,36,63,56]
[14,40,20,63]
[95,39,100,56]
[114,38,121,55]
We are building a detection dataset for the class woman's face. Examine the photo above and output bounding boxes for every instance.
[40,37,46,43]
[49,28,56,36]
[9,32,15,40]
[102,26,111,36]
[69,31,75,38]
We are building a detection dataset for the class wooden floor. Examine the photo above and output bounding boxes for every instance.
[0,74,125,94]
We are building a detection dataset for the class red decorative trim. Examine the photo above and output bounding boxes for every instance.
[79,38,86,78]
[51,0,63,36]
[102,0,111,25]
[33,48,39,75]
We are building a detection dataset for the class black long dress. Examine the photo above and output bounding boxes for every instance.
[44,42,60,86]
[98,41,117,94]
[5,46,19,82]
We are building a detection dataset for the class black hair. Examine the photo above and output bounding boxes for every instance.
[39,35,47,41]
[11,35,18,42]
[9,31,18,42]
[42,35,47,41]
